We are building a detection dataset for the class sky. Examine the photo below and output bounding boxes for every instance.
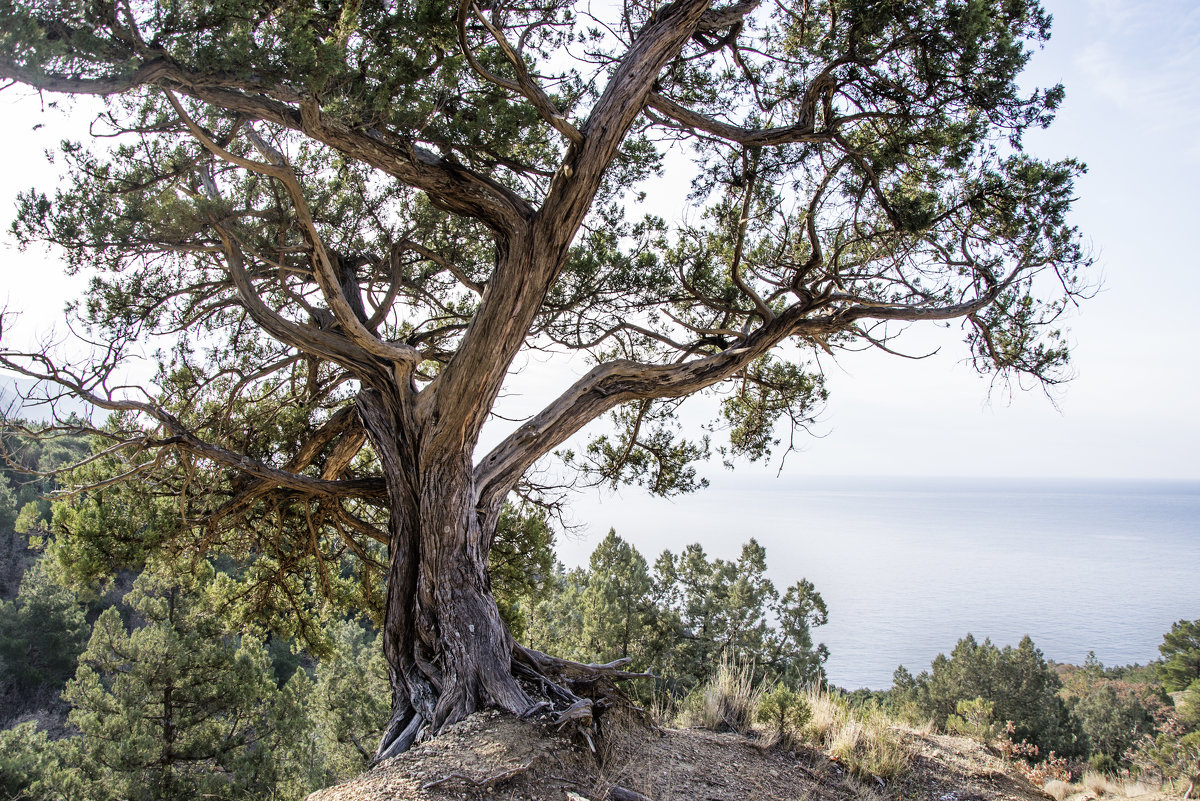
[1,0,1198,485]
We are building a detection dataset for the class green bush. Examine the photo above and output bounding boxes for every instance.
[945,697,998,742]
[1088,753,1120,777]
[756,683,812,746]
[1070,683,1154,764]
[1179,678,1200,732]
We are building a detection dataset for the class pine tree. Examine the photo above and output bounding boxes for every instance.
[308,618,390,779]
[654,539,827,689]
[579,531,659,665]
[894,634,1084,757]
[1160,620,1200,693]
[63,561,283,801]
[0,558,89,700]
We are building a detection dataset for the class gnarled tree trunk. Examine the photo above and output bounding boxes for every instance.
[358,384,642,760]
[358,387,536,759]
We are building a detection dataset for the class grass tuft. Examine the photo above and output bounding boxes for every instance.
[1043,779,1071,800]
[799,687,913,781]
[676,673,913,782]
[677,657,760,735]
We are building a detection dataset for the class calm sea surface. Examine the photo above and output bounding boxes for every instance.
[568,477,1200,689]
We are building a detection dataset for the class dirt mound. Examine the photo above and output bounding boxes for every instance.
[307,708,1080,801]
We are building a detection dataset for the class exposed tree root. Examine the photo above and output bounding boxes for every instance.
[373,644,653,763]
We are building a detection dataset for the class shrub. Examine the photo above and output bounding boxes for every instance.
[1071,683,1155,765]
[946,697,999,742]
[1088,753,1120,777]
[1179,678,1200,732]
[756,683,812,748]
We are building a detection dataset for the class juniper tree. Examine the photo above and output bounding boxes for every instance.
[0,0,1089,758]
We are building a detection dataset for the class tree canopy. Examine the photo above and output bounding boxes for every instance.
[0,0,1089,757]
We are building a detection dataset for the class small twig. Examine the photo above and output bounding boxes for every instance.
[420,760,534,790]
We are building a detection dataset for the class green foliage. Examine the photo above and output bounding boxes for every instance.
[0,476,17,532]
[654,540,829,690]
[306,618,390,780]
[891,634,1083,758]
[1127,730,1200,786]
[62,561,284,801]
[0,424,90,513]
[1159,619,1200,693]
[1070,683,1155,763]
[0,721,58,798]
[1178,678,1200,732]
[1088,753,1120,777]
[488,503,555,642]
[0,557,89,695]
[13,501,45,536]
[579,530,659,664]
[756,682,812,741]
[524,533,827,697]
[946,697,998,742]
[568,401,712,497]
[44,443,184,594]
[719,357,826,464]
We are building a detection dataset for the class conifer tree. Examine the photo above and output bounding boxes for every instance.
[1160,620,1200,693]
[1,0,1090,754]
[63,562,283,801]
[524,534,825,691]
[580,531,659,664]
[654,539,827,687]
[0,558,89,700]
[307,618,390,779]
[893,634,1083,757]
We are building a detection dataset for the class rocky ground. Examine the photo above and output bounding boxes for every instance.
[308,707,1186,801]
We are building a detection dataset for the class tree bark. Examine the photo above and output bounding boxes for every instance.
[358,387,535,760]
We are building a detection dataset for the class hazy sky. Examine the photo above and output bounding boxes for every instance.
[1,0,1197,492]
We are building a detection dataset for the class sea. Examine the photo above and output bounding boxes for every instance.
[564,476,1200,690]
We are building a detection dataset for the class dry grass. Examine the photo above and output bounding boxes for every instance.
[1082,770,1114,795]
[1044,779,1071,800]
[799,687,913,781]
[676,658,761,735]
[1041,771,1160,800]
[675,672,913,783]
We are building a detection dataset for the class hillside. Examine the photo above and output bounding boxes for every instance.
[308,708,1182,801]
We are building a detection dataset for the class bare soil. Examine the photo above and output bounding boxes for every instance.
[307,707,1161,801]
